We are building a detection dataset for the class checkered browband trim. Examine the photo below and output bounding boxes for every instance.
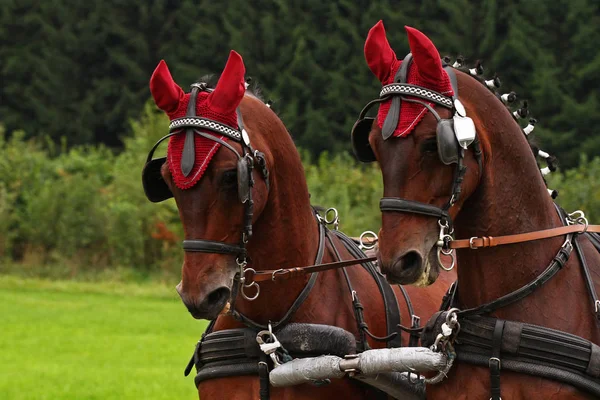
[169,117,242,141]
[380,83,453,109]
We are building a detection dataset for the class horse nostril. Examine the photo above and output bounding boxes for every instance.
[402,251,421,271]
[207,287,230,307]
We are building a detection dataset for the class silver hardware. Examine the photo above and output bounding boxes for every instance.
[241,280,260,301]
[437,248,456,272]
[436,221,455,271]
[595,300,600,313]
[453,113,476,149]
[256,330,283,367]
[168,117,242,141]
[324,208,340,230]
[567,210,589,233]
[380,84,454,108]
[469,237,478,249]
[489,357,501,369]
[359,230,378,250]
[241,128,250,146]
[271,268,284,281]
[240,266,260,301]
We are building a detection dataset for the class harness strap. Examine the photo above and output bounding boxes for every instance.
[379,198,450,220]
[331,230,404,348]
[231,221,327,331]
[398,285,421,347]
[574,235,600,322]
[247,255,377,282]
[490,319,505,400]
[258,356,270,400]
[325,231,370,351]
[450,224,600,249]
[182,240,245,255]
[458,235,574,318]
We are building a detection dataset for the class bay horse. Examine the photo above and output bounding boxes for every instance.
[143,50,454,399]
[352,21,600,399]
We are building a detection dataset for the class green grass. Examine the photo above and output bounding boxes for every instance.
[0,276,207,400]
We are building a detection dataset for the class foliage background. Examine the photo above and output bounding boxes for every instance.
[0,0,598,276]
[1,0,599,167]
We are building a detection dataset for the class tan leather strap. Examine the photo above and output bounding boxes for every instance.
[246,256,377,283]
[450,224,600,249]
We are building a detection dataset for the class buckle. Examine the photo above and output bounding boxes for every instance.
[489,357,501,369]
[469,237,478,249]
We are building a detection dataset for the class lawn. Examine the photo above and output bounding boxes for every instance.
[0,276,207,400]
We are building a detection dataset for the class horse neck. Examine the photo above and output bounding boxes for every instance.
[231,105,321,322]
[453,82,566,316]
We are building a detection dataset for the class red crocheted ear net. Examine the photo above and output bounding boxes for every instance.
[149,51,246,189]
[364,22,454,137]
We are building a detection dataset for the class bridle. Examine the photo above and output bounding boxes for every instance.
[352,54,482,271]
[142,83,270,302]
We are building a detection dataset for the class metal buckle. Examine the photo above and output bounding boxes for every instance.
[469,237,478,249]
[271,268,285,281]
[489,357,501,369]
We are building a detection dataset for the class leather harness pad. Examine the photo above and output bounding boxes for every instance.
[436,118,459,165]
[142,157,173,203]
[237,157,250,203]
[351,117,377,162]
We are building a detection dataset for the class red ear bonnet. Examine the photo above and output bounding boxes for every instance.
[364,22,453,137]
[150,51,246,190]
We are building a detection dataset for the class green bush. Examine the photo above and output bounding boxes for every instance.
[1,108,599,280]
[304,151,383,236]
[547,155,600,223]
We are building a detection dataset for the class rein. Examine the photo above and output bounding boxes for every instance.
[244,255,377,283]
[449,223,600,249]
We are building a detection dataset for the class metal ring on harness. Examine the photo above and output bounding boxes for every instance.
[359,230,378,250]
[324,208,340,230]
[437,247,456,271]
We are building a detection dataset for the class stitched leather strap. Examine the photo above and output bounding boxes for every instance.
[380,197,450,220]
[490,320,505,400]
[574,235,600,322]
[458,238,573,317]
[450,224,600,249]
[182,239,245,255]
[248,255,377,282]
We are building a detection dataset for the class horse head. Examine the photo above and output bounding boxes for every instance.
[355,21,502,286]
[145,51,272,319]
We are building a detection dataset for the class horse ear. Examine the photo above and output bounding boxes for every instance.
[209,50,246,113]
[405,26,444,85]
[149,60,184,113]
[364,20,398,83]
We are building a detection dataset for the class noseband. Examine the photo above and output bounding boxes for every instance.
[352,54,482,270]
[142,83,270,291]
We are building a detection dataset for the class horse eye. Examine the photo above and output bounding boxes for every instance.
[220,169,237,187]
[421,138,438,154]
